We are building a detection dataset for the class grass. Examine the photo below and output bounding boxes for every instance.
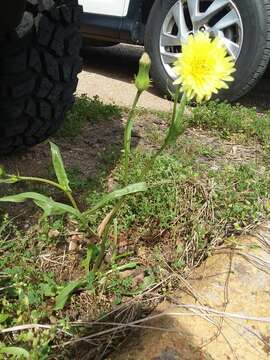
[144,99,270,148]
[0,216,63,358]
[66,167,94,191]
[0,214,154,357]
[56,94,122,138]
[55,94,270,147]
[1,95,270,358]
[87,151,269,267]
[188,100,270,145]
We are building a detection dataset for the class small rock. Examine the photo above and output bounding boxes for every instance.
[49,316,58,324]
[133,273,145,287]
[68,239,79,252]
[118,269,135,279]
[68,233,84,251]
[48,229,60,239]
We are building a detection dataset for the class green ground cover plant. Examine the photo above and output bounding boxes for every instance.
[0,33,270,358]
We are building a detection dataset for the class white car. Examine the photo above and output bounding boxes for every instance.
[80,0,270,101]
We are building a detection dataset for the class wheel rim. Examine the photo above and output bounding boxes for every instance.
[160,0,243,80]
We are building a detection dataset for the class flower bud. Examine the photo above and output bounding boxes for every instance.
[135,52,151,93]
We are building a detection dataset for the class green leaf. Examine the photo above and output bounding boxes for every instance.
[0,192,80,218]
[0,314,9,324]
[54,279,85,310]
[0,176,19,184]
[40,283,57,297]
[81,244,99,275]
[50,142,71,192]
[0,346,30,359]
[115,262,138,272]
[89,182,148,214]
[141,274,156,290]
[86,271,95,290]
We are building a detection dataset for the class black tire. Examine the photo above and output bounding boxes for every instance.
[0,0,83,155]
[145,0,270,102]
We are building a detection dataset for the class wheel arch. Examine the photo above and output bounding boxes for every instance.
[141,0,156,25]
[127,0,156,44]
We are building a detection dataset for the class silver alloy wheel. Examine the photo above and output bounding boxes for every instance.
[160,0,244,80]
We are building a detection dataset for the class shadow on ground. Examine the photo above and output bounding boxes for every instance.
[108,312,214,360]
[0,115,139,219]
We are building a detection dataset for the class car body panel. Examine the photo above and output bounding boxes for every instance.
[80,0,144,44]
[79,0,143,45]
[79,0,129,17]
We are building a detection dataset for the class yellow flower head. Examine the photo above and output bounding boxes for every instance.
[173,32,236,102]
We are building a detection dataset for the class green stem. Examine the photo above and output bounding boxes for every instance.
[111,218,118,264]
[142,90,186,179]
[65,192,80,212]
[16,176,80,212]
[172,85,181,125]
[90,88,144,271]
[163,92,187,148]
[93,199,124,272]
[141,143,166,178]
[174,92,187,125]
[124,90,142,184]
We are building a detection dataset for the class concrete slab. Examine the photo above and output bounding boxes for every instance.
[111,225,270,360]
[77,43,270,113]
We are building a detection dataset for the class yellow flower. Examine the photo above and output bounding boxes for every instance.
[173,32,236,102]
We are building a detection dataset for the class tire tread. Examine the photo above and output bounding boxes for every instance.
[0,0,83,154]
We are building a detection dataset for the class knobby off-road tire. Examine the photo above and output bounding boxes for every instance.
[0,0,83,154]
[145,0,270,102]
